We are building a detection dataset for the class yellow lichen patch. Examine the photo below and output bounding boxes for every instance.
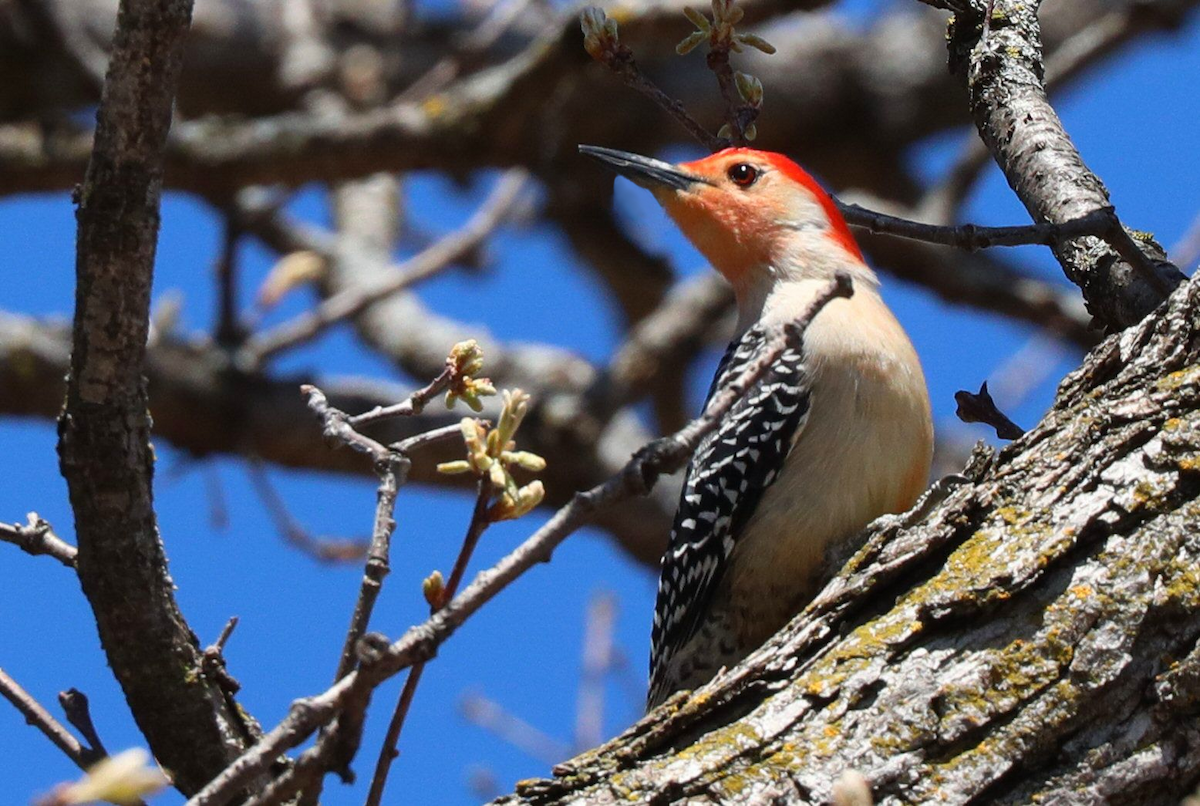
[1155,364,1200,392]
[1160,556,1200,609]
[667,720,764,767]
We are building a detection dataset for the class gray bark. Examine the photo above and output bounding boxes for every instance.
[55,0,256,796]
[496,274,1200,803]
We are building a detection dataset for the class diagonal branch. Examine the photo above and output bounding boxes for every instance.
[241,171,528,365]
[184,273,853,806]
[0,668,97,770]
[947,0,1184,329]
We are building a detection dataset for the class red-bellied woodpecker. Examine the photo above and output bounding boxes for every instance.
[580,145,934,708]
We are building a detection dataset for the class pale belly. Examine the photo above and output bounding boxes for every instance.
[721,345,933,648]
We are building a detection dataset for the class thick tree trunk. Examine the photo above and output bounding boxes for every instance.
[498,274,1200,803]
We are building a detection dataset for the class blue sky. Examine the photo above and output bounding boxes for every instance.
[2,3,1198,803]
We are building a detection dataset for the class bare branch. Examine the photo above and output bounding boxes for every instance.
[57,689,109,764]
[57,0,259,795]
[575,592,618,751]
[0,668,93,770]
[950,0,1184,328]
[304,385,410,688]
[841,203,1149,255]
[212,211,246,348]
[246,462,369,564]
[460,693,572,765]
[242,171,528,365]
[922,1,1189,223]
[0,513,76,568]
[185,274,853,806]
[954,381,1025,440]
[366,478,496,805]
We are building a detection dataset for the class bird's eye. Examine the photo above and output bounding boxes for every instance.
[728,163,759,187]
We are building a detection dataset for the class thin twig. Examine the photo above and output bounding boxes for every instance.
[214,210,245,347]
[0,668,92,769]
[575,591,617,751]
[586,36,722,151]
[242,171,528,365]
[394,423,474,454]
[303,385,409,690]
[840,202,1165,283]
[954,381,1025,441]
[57,689,108,764]
[199,617,244,698]
[247,461,369,563]
[460,693,572,764]
[349,365,455,427]
[366,477,495,805]
[184,273,852,806]
[0,514,77,568]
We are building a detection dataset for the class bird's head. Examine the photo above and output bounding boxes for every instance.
[580,145,868,302]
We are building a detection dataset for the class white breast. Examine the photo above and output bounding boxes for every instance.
[724,282,933,629]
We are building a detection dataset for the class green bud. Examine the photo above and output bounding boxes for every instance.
[489,461,509,491]
[504,450,547,473]
[682,6,711,31]
[676,30,707,55]
[437,460,472,475]
[518,480,545,511]
[422,570,445,608]
[461,390,484,412]
[734,72,763,107]
[471,379,496,397]
[496,388,530,449]
[717,123,733,140]
[736,33,776,54]
[580,6,606,38]
[744,123,757,141]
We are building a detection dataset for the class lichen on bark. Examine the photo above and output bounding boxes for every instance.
[497,276,1200,804]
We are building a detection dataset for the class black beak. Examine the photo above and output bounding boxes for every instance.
[579,145,706,192]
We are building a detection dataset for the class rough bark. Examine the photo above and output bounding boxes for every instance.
[496,273,1200,803]
[950,0,1186,329]
[54,0,255,796]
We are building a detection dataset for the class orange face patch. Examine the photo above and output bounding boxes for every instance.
[658,183,777,287]
[660,149,863,286]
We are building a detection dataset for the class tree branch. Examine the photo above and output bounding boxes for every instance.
[241,170,528,366]
[0,668,95,770]
[366,477,496,805]
[0,513,77,568]
[184,273,852,805]
[54,0,257,795]
[502,271,1200,806]
[949,0,1184,328]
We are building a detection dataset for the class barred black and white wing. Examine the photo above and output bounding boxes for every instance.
[648,325,812,703]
